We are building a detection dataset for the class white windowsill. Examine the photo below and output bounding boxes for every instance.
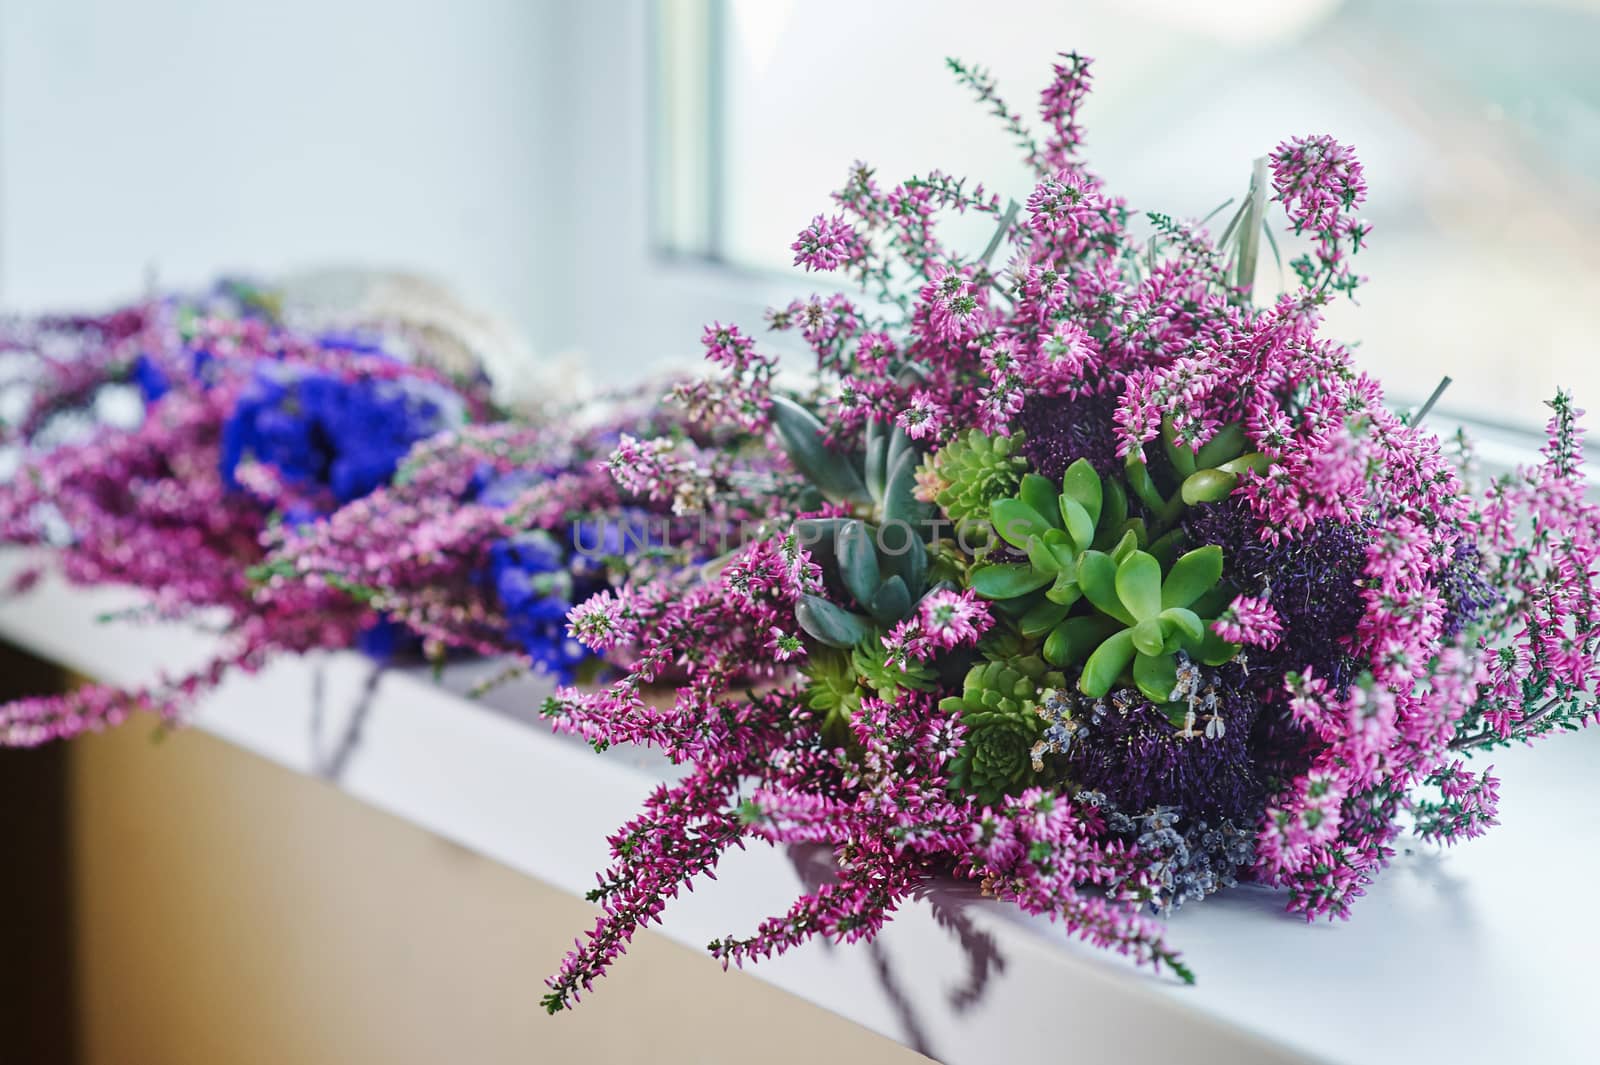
[1,546,1592,1065]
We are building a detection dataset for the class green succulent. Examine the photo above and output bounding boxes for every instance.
[940,655,1065,805]
[1066,542,1237,703]
[853,638,938,701]
[801,646,862,747]
[966,457,1239,704]
[770,395,931,530]
[966,457,1143,627]
[925,429,1028,530]
[801,639,937,747]
[794,516,933,648]
[1126,418,1272,529]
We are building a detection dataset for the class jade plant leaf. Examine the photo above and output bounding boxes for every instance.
[1043,614,1121,667]
[1057,494,1095,551]
[1020,597,1073,638]
[1160,545,1223,609]
[770,395,870,503]
[1019,474,1064,531]
[1133,651,1180,703]
[1080,628,1137,698]
[971,563,1053,599]
[1076,550,1131,624]
[1061,459,1103,527]
[991,497,1054,551]
[796,595,871,649]
[1091,478,1128,551]
[1131,617,1166,656]
[1194,422,1246,468]
[1114,551,1162,622]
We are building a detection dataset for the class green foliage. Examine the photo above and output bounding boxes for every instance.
[770,397,933,530]
[940,654,1065,804]
[853,640,938,702]
[926,429,1028,531]
[965,457,1239,704]
[795,517,933,648]
[1129,417,1271,525]
[968,457,1144,624]
[800,638,937,749]
[801,646,863,747]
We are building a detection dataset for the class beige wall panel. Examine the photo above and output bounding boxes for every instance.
[68,717,927,1065]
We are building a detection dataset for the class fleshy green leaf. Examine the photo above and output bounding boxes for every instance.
[1161,545,1223,609]
[771,395,870,503]
[1080,628,1137,698]
[1133,652,1180,704]
[1147,528,1186,570]
[1044,572,1081,606]
[1124,451,1167,514]
[970,563,1053,600]
[1110,524,1144,563]
[991,498,1053,551]
[1026,533,1062,575]
[1076,550,1133,624]
[1161,416,1198,477]
[1115,551,1163,622]
[796,595,871,648]
[1198,629,1242,666]
[1019,475,1065,531]
[882,445,927,529]
[1061,459,1103,528]
[1020,597,1072,638]
[1219,451,1272,476]
[836,520,880,607]
[1131,617,1166,656]
[868,575,911,626]
[1195,423,1247,468]
[1042,614,1121,667]
[1092,479,1128,551]
[1159,607,1205,647]
[864,417,889,504]
[1180,467,1238,506]
[878,521,927,595]
[1058,494,1095,551]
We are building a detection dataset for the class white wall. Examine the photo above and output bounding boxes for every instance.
[0,0,580,356]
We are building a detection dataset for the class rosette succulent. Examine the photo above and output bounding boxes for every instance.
[940,653,1066,804]
[922,429,1028,531]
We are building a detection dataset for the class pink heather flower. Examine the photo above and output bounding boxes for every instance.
[1025,171,1095,238]
[896,396,946,441]
[916,588,993,650]
[791,214,862,272]
[1213,593,1283,648]
[881,617,930,667]
[568,592,630,652]
[1270,135,1366,236]
[767,626,806,662]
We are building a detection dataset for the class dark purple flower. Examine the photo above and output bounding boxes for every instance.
[1011,390,1121,479]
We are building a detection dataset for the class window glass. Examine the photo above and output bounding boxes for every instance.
[659,0,1600,427]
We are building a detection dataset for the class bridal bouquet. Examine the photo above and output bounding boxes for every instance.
[537,52,1597,1006]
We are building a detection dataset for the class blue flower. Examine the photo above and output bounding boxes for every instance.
[489,531,601,683]
[355,615,421,661]
[132,354,171,402]
[220,363,463,506]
